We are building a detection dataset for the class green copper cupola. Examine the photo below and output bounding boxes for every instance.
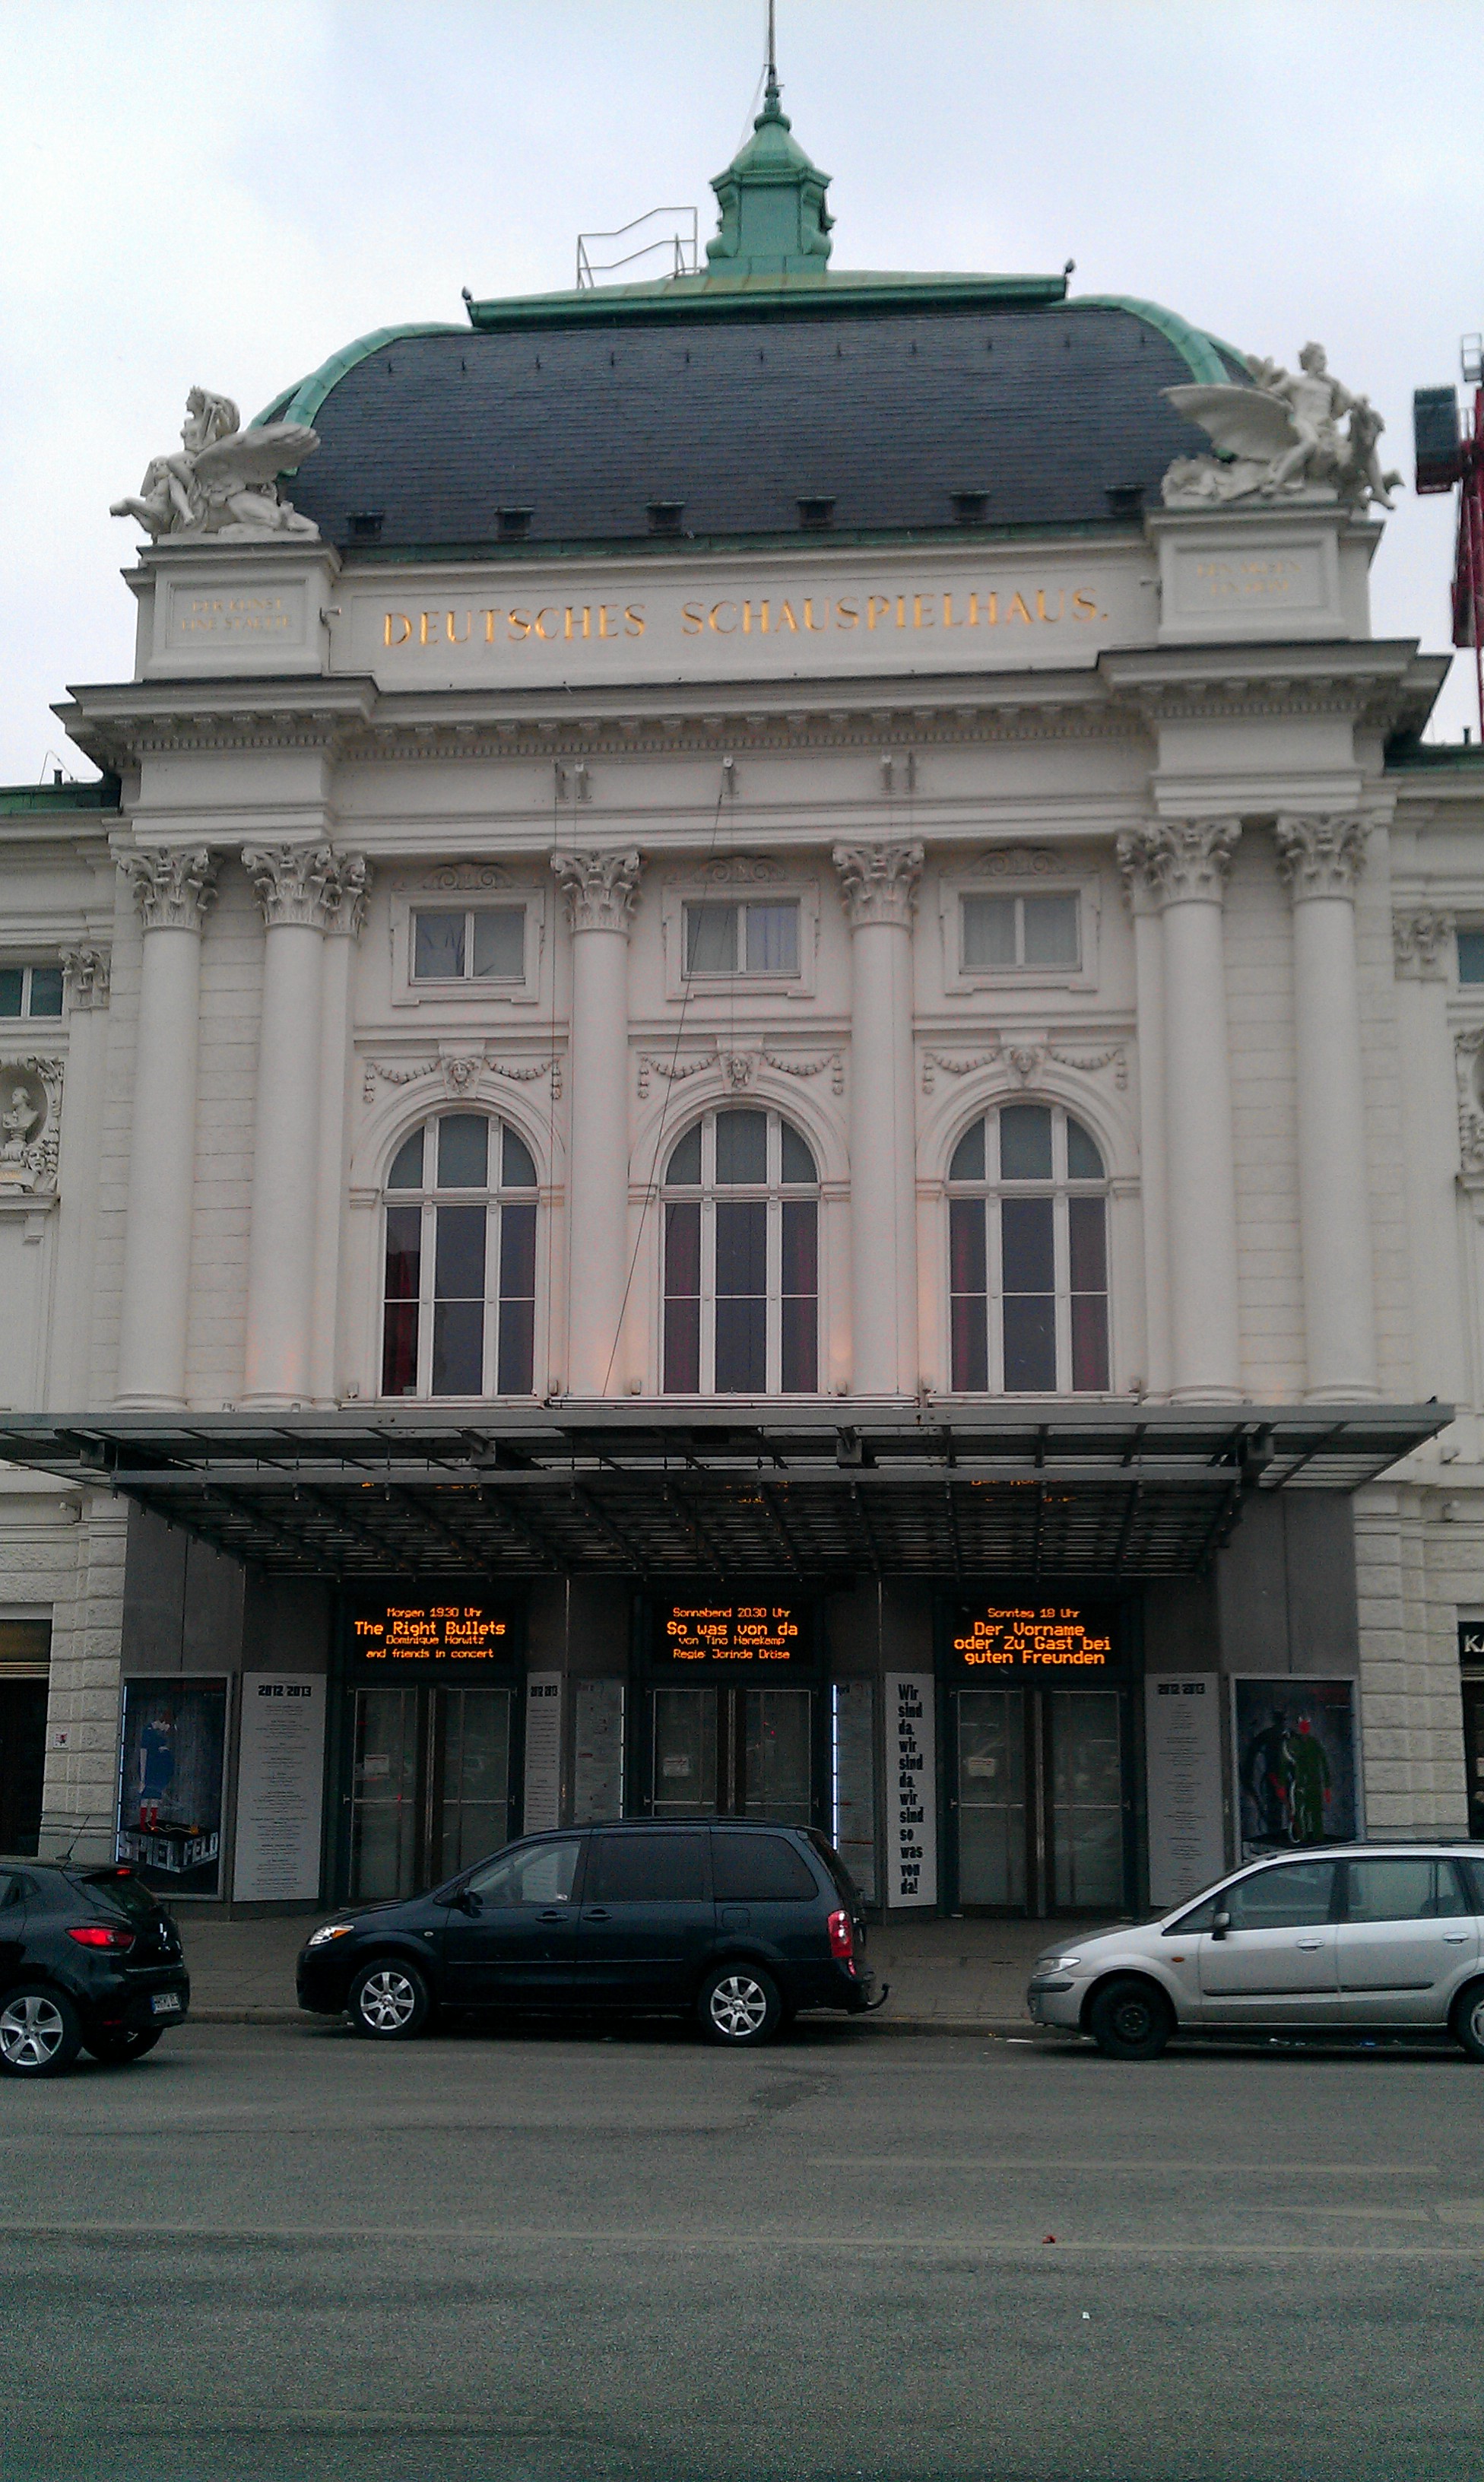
[706,64,833,275]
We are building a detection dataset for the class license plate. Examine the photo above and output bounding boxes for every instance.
[151,1992,182,2017]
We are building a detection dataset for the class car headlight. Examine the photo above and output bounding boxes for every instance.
[1033,1953,1081,1974]
[307,1922,356,1949]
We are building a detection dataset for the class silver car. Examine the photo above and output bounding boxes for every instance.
[1026,1843,1484,2059]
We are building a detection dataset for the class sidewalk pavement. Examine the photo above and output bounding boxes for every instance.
[176,1910,1108,2034]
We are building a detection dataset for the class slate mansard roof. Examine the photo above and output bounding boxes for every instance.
[268,290,1243,558]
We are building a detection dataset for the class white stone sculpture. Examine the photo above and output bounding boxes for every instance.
[0,1059,62,1198]
[1162,344,1402,513]
[111,387,320,541]
[0,1083,40,1162]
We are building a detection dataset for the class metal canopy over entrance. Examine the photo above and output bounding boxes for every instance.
[0,1403,1446,1584]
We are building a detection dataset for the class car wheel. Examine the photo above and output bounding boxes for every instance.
[1451,1982,1484,2061]
[347,1958,433,2040]
[83,2027,165,2065]
[1086,1976,1173,2061]
[698,1963,783,2047]
[0,1985,83,2078]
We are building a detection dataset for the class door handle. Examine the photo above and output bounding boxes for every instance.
[582,1908,610,1922]
[537,1909,566,1922]
[1445,1933,1470,1944]
[1296,1938,1323,1950]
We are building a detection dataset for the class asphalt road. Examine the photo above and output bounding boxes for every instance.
[2,2016,1482,2482]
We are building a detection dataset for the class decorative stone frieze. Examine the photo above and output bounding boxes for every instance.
[921,1039,1127,1094]
[243,843,338,930]
[119,846,218,932]
[0,1056,63,1200]
[968,845,1059,879]
[1275,813,1368,902]
[831,840,924,927]
[363,1052,563,1106]
[1115,818,1240,907]
[60,947,110,1008]
[687,854,785,887]
[636,1046,843,1100]
[1393,906,1454,978]
[552,847,645,934]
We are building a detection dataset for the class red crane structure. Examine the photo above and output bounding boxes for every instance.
[1415,335,1484,738]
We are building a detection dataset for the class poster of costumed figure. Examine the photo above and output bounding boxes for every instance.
[1232,1677,1358,1860]
[117,1680,227,1895]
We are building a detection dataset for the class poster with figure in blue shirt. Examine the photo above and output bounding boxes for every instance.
[118,1679,227,1894]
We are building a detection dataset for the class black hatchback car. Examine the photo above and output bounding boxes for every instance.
[298,1820,878,2046]
[0,1858,190,2077]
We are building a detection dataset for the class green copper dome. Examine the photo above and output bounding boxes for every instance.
[706,68,833,276]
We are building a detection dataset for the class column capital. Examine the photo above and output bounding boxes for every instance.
[60,946,111,1010]
[119,846,218,932]
[831,840,924,928]
[1118,818,1240,908]
[243,842,342,930]
[552,846,644,934]
[1394,905,1454,979]
[322,851,372,939]
[1275,813,1368,902]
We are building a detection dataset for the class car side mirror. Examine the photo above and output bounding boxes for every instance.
[455,1887,482,1916]
[1210,1910,1231,1942]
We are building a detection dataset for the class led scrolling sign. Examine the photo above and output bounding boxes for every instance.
[352,1603,509,1662]
[660,1601,805,1664]
[951,1604,1115,1670]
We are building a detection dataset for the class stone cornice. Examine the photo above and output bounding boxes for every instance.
[1099,641,1447,738]
[56,677,378,773]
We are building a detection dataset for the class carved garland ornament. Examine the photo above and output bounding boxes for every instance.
[363,1052,562,1106]
[921,1042,1127,1094]
[636,1046,845,1100]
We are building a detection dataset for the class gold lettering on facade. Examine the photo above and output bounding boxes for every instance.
[1004,592,1034,624]
[1036,589,1064,623]
[446,611,471,644]
[776,601,800,632]
[376,580,1108,655]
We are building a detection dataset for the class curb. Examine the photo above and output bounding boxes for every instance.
[186,2004,1043,2036]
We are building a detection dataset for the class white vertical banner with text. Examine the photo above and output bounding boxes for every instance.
[885,1673,937,1909]
[523,1671,564,1834]
[232,1674,326,1903]
[1144,1675,1226,1906]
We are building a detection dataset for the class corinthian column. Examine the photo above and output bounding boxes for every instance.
[240,844,341,1407]
[116,849,217,1406]
[1126,820,1242,1402]
[1276,815,1378,1400]
[309,855,371,1406]
[832,841,923,1395]
[1392,909,1464,1401]
[552,849,642,1396]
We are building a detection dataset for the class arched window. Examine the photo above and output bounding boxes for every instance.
[662,1107,819,1394]
[947,1103,1109,1394]
[382,1113,538,1398]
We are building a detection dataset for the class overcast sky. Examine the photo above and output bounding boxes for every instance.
[2,0,1479,782]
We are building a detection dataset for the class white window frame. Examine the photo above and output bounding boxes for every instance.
[389,884,545,1010]
[938,865,1099,996]
[659,875,819,1002]
[660,1107,821,1396]
[0,962,65,1020]
[945,1104,1112,1396]
[380,1116,542,1401]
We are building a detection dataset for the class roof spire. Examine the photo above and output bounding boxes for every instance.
[706,2,833,276]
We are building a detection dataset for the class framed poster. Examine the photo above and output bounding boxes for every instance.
[884,1672,937,1909]
[1232,1676,1358,1859]
[233,1674,327,1903]
[1144,1676,1225,1906]
[117,1677,227,1896]
[522,1671,563,1833]
[573,1679,625,1823]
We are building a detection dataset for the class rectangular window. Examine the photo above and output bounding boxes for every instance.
[496,1201,537,1395]
[1459,930,1484,984]
[0,964,64,1019]
[683,900,800,979]
[382,1204,421,1397]
[779,1199,818,1392]
[1000,1197,1056,1391]
[961,892,1080,973]
[713,1198,767,1390]
[431,1203,485,1395]
[949,1198,988,1392]
[1068,1195,1110,1392]
[663,1201,702,1392]
[412,906,525,983]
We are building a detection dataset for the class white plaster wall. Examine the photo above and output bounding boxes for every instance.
[1354,1482,1470,1836]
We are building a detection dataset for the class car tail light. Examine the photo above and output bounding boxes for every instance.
[828,1908,854,1963]
[68,1925,135,1952]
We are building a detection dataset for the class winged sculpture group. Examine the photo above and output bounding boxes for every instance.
[111,388,321,542]
[1162,341,1402,514]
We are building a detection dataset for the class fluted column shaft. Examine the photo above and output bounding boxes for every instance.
[116,849,217,1407]
[553,849,642,1397]
[1125,821,1242,1402]
[833,842,922,1395]
[242,846,363,1408]
[308,860,370,1407]
[1277,815,1378,1400]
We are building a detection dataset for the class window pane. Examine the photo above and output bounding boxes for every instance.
[961,895,1016,970]
[434,1202,486,1301]
[438,1115,488,1189]
[471,908,525,979]
[712,1830,817,1903]
[949,1198,988,1392]
[501,1125,537,1189]
[1003,1296,1057,1392]
[1070,1295,1109,1393]
[499,1198,537,1304]
[588,1831,706,1902]
[949,1119,985,1182]
[1022,893,1080,966]
[715,1195,767,1391]
[1000,1196,1054,1294]
[498,1198,537,1391]
[781,1198,817,1298]
[951,1296,988,1392]
[384,1203,421,1302]
[414,912,465,979]
[779,1119,816,1185]
[383,1204,422,1398]
[664,1201,701,1392]
[714,1109,767,1185]
[0,970,21,1017]
[744,903,799,973]
[685,903,737,973]
[715,1298,766,1392]
[781,1200,817,1393]
[432,1302,484,1396]
[665,1124,702,1185]
[382,1303,419,1397]
[715,1198,766,1297]
[1067,1195,1107,1293]
[387,1129,423,1190]
[1066,1117,1104,1180]
[1227,1862,1336,1931]
[998,1106,1053,1181]
[1345,1859,1438,1923]
[27,967,63,1017]
[950,1195,988,1296]
[1459,931,1484,984]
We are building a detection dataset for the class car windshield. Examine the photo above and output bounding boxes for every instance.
[74,1868,162,1925]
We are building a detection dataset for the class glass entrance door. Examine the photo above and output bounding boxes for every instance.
[651,1686,812,1824]
[954,1686,1127,1915]
[348,1684,513,1900]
